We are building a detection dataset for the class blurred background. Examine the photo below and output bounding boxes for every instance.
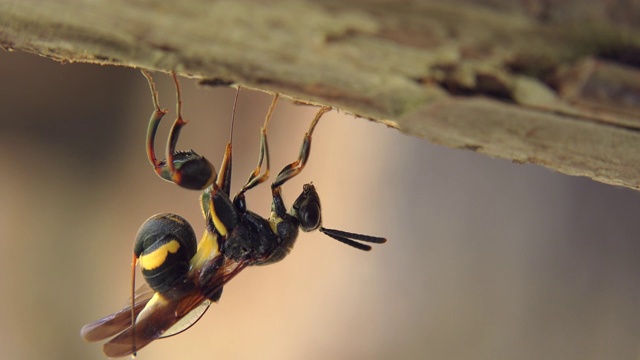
[0,51,639,360]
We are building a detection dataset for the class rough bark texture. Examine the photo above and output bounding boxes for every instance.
[1,0,640,188]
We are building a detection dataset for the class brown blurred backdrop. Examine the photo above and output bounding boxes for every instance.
[0,51,639,360]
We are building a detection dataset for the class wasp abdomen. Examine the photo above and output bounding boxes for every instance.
[134,213,198,296]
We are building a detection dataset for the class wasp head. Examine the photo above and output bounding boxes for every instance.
[289,183,387,251]
[290,183,322,232]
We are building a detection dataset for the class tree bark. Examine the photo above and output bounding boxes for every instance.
[1,0,640,189]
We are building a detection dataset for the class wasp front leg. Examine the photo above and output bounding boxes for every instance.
[142,70,217,190]
[271,106,331,189]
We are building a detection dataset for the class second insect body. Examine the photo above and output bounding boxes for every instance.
[81,71,386,358]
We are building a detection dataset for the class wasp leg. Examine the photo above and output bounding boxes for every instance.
[165,71,188,184]
[216,87,241,197]
[205,185,239,238]
[142,70,217,190]
[233,94,280,203]
[142,70,169,174]
[167,72,218,190]
[271,106,331,189]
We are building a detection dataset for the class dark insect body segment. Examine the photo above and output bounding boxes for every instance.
[80,71,387,358]
[133,213,197,297]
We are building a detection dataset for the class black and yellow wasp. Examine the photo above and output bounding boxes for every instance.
[81,71,386,357]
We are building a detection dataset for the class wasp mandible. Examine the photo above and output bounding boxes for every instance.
[81,71,387,358]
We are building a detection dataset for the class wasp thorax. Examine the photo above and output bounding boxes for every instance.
[134,213,197,296]
[290,183,322,232]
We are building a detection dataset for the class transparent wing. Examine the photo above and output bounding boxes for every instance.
[161,299,211,338]
[102,258,248,358]
[80,284,154,342]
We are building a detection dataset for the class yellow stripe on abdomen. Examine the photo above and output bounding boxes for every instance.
[139,240,181,270]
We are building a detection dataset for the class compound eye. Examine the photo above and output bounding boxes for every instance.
[300,201,321,232]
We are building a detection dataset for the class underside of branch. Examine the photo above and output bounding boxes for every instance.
[1,0,640,189]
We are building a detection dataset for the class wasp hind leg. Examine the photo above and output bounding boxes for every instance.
[142,70,217,190]
[142,69,168,172]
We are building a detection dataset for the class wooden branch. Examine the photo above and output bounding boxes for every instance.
[1,0,640,189]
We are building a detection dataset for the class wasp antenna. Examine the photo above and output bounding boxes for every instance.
[320,229,372,251]
[320,227,387,244]
[319,227,387,251]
